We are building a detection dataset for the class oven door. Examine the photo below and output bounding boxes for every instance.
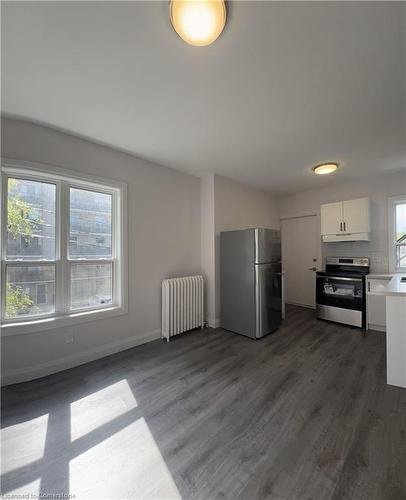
[316,275,363,311]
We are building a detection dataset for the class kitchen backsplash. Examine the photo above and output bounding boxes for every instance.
[322,228,389,273]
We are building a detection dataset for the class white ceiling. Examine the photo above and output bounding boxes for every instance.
[2,1,405,194]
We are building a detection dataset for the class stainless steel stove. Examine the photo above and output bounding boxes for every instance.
[316,257,370,328]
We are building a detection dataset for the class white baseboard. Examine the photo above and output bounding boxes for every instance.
[2,329,161,386]
[207,317,221,328]
[367,324,386,333]
[286,302,316,310]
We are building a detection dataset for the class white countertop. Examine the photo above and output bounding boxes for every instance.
[384,274,406,297]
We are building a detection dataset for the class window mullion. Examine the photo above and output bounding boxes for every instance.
[1,173,7,322]
[1,173,5,321]
[1,261,6,321]
[57,181,69,315]
[112,191,119,307]
[1,172,8,261]
[68,258,114,264]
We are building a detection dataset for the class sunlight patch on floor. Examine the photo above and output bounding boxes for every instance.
[4,478,41,497]
[70,379,137,441]
[1,413,49,475]
[69,417,181,499]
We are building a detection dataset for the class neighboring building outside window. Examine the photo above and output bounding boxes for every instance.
[1,163,126,330]
[36,284,47,305]
[388,197,406,273]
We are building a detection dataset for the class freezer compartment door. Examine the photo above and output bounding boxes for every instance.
[255,264,282,338]
[255,228,281,264]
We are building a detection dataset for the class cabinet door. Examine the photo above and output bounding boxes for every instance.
[367,293,386,328]
[321,202,343,235]
[342,198,370,234]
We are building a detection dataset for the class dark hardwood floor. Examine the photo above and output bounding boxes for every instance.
[1,306,406,500]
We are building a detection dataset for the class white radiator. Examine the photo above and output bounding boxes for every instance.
[162,275,204,341]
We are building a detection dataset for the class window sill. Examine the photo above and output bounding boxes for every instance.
[0,306,128,336]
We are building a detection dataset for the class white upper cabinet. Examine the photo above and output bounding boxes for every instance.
[320,197,370,241]
[342,198,370,234]
[320,202,343,235]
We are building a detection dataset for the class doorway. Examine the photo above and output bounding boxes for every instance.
[281,215,320,308]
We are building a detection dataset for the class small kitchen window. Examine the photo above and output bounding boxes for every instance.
[388,197,406,272]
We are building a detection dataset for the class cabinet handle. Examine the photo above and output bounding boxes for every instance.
[317,276,362,282]
[368,282,371,292]
[340,222,342,232]
[344,221,346,232]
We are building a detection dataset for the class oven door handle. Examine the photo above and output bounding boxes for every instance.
[316,275,363,282]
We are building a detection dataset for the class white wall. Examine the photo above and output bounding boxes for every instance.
[213,174,280,325]
[200,174,216,327]
[279,170,406,273]
[5,118,398,384]
[1,118,202,384]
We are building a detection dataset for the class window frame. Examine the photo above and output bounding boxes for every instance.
[1,160,128,335]
[388,196,406,273]
[2,171,60,322]
[67,183,115,313]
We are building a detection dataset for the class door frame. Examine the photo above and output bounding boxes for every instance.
[280,211,322,309]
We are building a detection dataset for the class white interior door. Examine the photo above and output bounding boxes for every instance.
[281,215,319,308]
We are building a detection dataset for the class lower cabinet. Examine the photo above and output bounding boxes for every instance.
[366,276,392,332]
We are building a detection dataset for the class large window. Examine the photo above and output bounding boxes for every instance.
[388,197,406,272]
[1,164,126,327]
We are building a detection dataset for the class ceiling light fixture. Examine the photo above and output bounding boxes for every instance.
[170,0,227,47]
[313,163,338,175]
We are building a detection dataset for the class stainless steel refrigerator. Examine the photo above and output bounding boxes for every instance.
[220,228,282,339]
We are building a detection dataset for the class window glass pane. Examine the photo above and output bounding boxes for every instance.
[395,202,406,268]
[5,265,55,318]
[6,178,56,260]
[71,263,112,310]
[69,188,112,259]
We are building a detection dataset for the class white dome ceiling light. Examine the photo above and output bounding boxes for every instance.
[313,163,339,175]
[170,0,227,47]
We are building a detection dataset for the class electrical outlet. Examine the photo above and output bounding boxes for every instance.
[64,328,74,344]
